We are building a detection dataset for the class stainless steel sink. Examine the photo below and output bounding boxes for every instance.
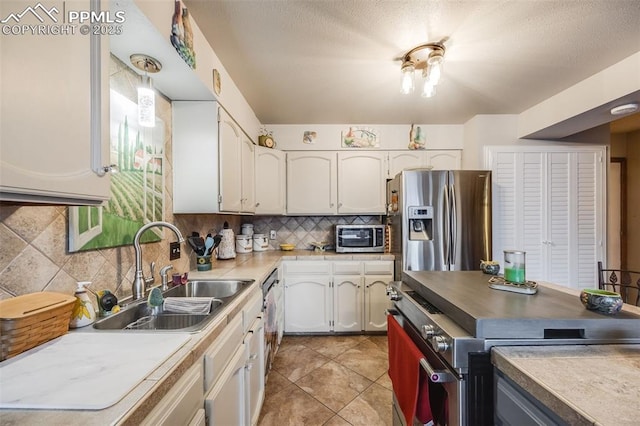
[93,279,254,332]
[163,279,254,299]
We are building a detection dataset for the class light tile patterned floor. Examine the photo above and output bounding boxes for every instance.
[258,335,392,426]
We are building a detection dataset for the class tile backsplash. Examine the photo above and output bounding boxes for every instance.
[251,215,383,250]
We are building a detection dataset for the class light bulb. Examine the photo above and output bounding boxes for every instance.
[400,62,415,94]
[422,81,436,98]
[138,75,155,128]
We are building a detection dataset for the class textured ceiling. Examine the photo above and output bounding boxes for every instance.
[184,0,640,127]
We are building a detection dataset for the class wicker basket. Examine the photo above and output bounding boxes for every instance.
[0,292,76,361]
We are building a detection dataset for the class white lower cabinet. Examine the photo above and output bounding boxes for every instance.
[204,341,247,425]
[333,274,363,332]
[283,260,393,333]
[283,274,333,332]
[142,362,204,426]
[364,276,393,331]
[244,316,265,425]
[201,289,265,426]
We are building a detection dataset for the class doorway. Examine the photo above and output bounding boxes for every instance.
[607,158,627,269]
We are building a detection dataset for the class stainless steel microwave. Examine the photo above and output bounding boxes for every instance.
[336,225,386,253]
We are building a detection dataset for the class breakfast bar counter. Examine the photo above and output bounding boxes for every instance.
[492,344,640,426]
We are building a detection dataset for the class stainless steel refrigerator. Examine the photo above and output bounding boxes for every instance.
[387,169,491,277]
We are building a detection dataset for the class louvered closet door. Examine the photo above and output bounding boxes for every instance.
[491,152,545,281]
[486,146,604,289]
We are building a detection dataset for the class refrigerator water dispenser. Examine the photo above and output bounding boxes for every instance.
[408,206,433,240]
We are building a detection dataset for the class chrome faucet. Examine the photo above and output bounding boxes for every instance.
[132,221,185,301]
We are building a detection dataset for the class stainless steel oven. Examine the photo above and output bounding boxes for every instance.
[336,224,385,253]
[387,281,485,426]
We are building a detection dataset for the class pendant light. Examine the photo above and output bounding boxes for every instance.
[130,54,162,128]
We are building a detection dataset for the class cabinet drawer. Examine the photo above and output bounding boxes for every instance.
[142,363,203,426]
[203,314,243,392]
[243,290,263,333]
[282,261,331,275]
[364,261,394,276]
[333,261,362,275]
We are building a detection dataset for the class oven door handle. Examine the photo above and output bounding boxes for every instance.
[419,358,457,383]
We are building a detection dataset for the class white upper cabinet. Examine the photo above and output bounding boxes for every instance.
[173,102,255,214]
[255,147,286,214]
[287,152,337,215]
[0,0,110,204]
[219,109,255,214]
[387,151,429,178]
[486,146,605,289]
[337,152,386,214]
[219,113,243,212]
[387,150,462,178]
[426,150,462,170]
[240,135,256,214]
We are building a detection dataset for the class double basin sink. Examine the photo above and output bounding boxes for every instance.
[93,279,254,332]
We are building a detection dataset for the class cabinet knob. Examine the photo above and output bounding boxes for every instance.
[256,202,260,207]
[94,164,117,177]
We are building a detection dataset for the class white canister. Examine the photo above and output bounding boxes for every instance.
[253,234,268,251]
[240,224,254,237]
[236,234,253,253]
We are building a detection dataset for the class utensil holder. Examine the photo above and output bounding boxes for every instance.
[196,255,212,271]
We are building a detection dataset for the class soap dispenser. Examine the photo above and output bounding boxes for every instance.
[70,281,97,328]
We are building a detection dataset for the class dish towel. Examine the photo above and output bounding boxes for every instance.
[388,314,433,425]
[163,297,214,314]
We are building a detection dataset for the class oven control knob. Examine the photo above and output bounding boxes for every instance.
[386,286,401,301]
[421,324,436,339]
[430,335,449,353]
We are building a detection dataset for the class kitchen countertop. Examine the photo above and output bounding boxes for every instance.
[492,344,640,426]
[0,250,393,425]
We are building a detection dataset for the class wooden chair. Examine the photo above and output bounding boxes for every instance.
[597,261,640,306]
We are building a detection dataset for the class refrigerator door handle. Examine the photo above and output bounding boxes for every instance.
[443,180,450,266]
[449,183,457,268]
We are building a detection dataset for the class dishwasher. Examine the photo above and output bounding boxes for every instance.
[262,268,280,379]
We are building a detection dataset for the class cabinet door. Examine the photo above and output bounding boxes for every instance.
[173,101,220,213]
[364,276,393,331]
[245,317,265,426]
[0,0,110,204]
[333,275,363,332]
[241,136,256,213]
[387,151,429,178]
[219,109,243,212]
[427,150,462,170]
[255,147,286,214]
[205,343,247,426]
[287,152,337,214]
[337,152,386,214]
[284,275,332,332]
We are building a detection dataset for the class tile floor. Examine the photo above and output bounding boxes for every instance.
[258,334,392,426]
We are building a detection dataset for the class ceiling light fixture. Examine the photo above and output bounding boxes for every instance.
[130,54,162,127]
[610,103,639,116]
[400,42,445,98]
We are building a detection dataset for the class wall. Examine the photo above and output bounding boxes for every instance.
[0,56,240,307]
[268,124,463,151]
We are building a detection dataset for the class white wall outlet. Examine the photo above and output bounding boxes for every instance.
[269,230,277,240]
